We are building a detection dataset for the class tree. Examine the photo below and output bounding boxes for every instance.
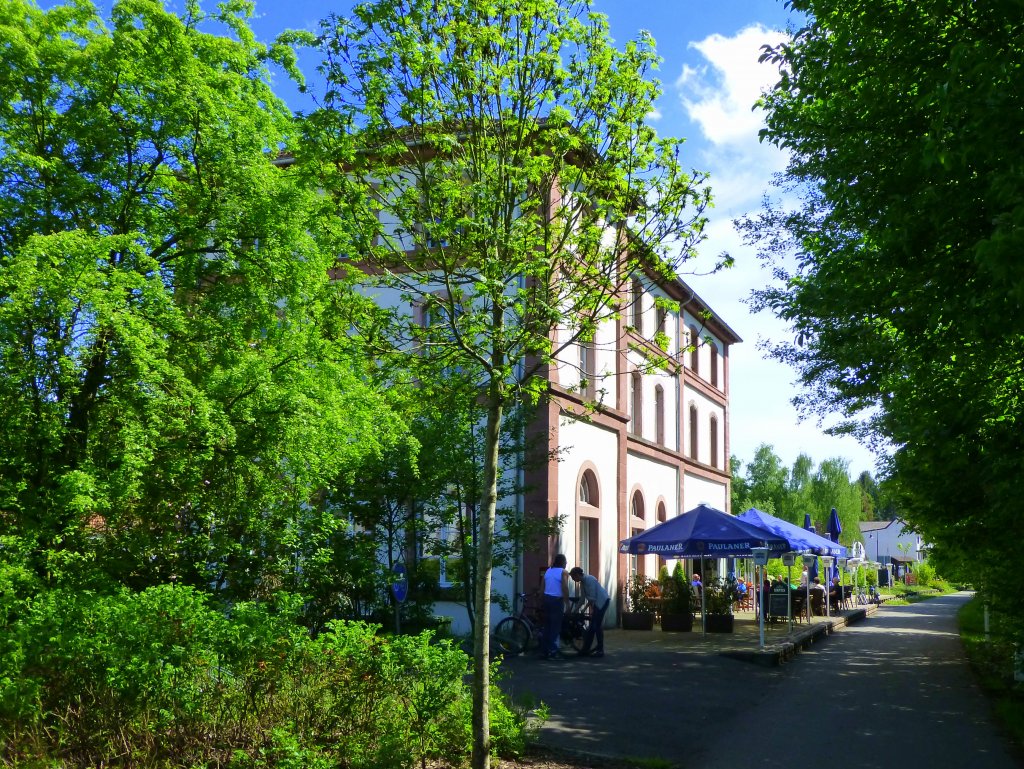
[302,1,713,765]
[808,458,860,543]
[0,0,401,597]
[740,444,790,519]
[749,0,1024,624]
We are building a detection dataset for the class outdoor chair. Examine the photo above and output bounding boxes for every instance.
[810,591,825,616]
[791,593,805,623]
[736,589,753,611]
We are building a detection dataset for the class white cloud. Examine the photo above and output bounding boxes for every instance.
[671,24,885,479]
[677,24,788,148]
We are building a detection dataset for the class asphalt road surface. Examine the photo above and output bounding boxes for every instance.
[496,592,1021,769]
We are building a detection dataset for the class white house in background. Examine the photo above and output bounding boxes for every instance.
[859,519,927,578]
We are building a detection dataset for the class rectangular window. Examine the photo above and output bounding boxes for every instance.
[655,386,665,445]
[580,339,595,398]
[631,278,644,335]
[579,519,592,575]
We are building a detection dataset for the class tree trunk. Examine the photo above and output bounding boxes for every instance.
[471,347,505,769]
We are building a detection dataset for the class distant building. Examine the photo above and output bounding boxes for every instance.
[859,519,927,579]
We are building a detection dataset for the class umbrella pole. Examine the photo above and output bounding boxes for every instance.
[787,562,793,634]
[806,579,811,623]
[757,562,765,650]
[700,554,706,637]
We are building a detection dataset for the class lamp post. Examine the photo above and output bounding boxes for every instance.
[802,553,817,622]
[751,547,770,650]
[821,556,835,617]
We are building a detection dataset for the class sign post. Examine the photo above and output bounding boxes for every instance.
[391,562,408,634]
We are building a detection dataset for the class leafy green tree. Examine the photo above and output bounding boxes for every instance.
[808,458,860,543]
[751,0,1024,623]
[302,1,713,765]
[729,455,750,513]
[0,0,401,597]
[740,444,790,519]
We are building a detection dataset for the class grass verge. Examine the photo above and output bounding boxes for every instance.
[959,596,1024,756]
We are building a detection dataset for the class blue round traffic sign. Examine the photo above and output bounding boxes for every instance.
[391,563,409,603]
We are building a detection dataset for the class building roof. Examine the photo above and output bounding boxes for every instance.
[859,520,895,532]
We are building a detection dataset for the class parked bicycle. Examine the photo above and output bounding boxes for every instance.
[493,592,589,656]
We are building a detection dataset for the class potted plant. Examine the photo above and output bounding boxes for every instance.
[702,577,740,633]
[621,574,657,630]
[659,563,693,632]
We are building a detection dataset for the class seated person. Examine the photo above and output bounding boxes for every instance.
[828,576,840,605]
[809,577,826,615]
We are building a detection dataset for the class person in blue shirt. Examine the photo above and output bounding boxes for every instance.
[541,554,570,659]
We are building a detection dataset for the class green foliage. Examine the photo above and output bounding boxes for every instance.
[702,577,740,615]
[625,574,658,614]
[750,0,1024,632]
[659,563,691,615]
[0,0,405,604]
[915,560,936,588]
[732,444,866,540]
[959,596,1024,755]
[1,583,533,768]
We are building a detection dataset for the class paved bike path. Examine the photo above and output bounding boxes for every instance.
[496,592,1022,768]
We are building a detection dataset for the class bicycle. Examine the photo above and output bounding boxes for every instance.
[493,592,589,656]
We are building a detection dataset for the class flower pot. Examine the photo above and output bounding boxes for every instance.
[705,613,734,633]
[660,613,693,632]
[620,611,656,630]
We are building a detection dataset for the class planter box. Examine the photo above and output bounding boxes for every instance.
[705,613,735,633]
[621,611,656,631]
[660,613,694,632]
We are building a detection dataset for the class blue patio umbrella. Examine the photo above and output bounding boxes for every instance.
[827,507,843,581]
[619,503,789,558]
[620,503,789,636]
[738,508,848,557]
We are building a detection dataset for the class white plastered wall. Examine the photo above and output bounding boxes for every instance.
[557,415,620,614]
[626,451,680,578]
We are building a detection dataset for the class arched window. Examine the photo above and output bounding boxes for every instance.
[579,470,598,506]
[654,385,665,445]
[631,278,644,335]
[631,371,643,436]
[709,415,719,468]
[631,490,645,522]
[710,344,719,388]
[657,501,667,523]
[689,404,698,459]
[689,325,700,373]
[577,468,600,579]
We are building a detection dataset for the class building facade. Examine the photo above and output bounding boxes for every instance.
[518,272,740,627]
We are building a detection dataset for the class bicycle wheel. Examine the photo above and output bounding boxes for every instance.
[562,613,589,653]
[493,616,530,656]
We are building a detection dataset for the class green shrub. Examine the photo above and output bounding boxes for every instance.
[915,560,936,587]
[1,584,534,769]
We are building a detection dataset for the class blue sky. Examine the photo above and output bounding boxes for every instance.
[40,0,881,478]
